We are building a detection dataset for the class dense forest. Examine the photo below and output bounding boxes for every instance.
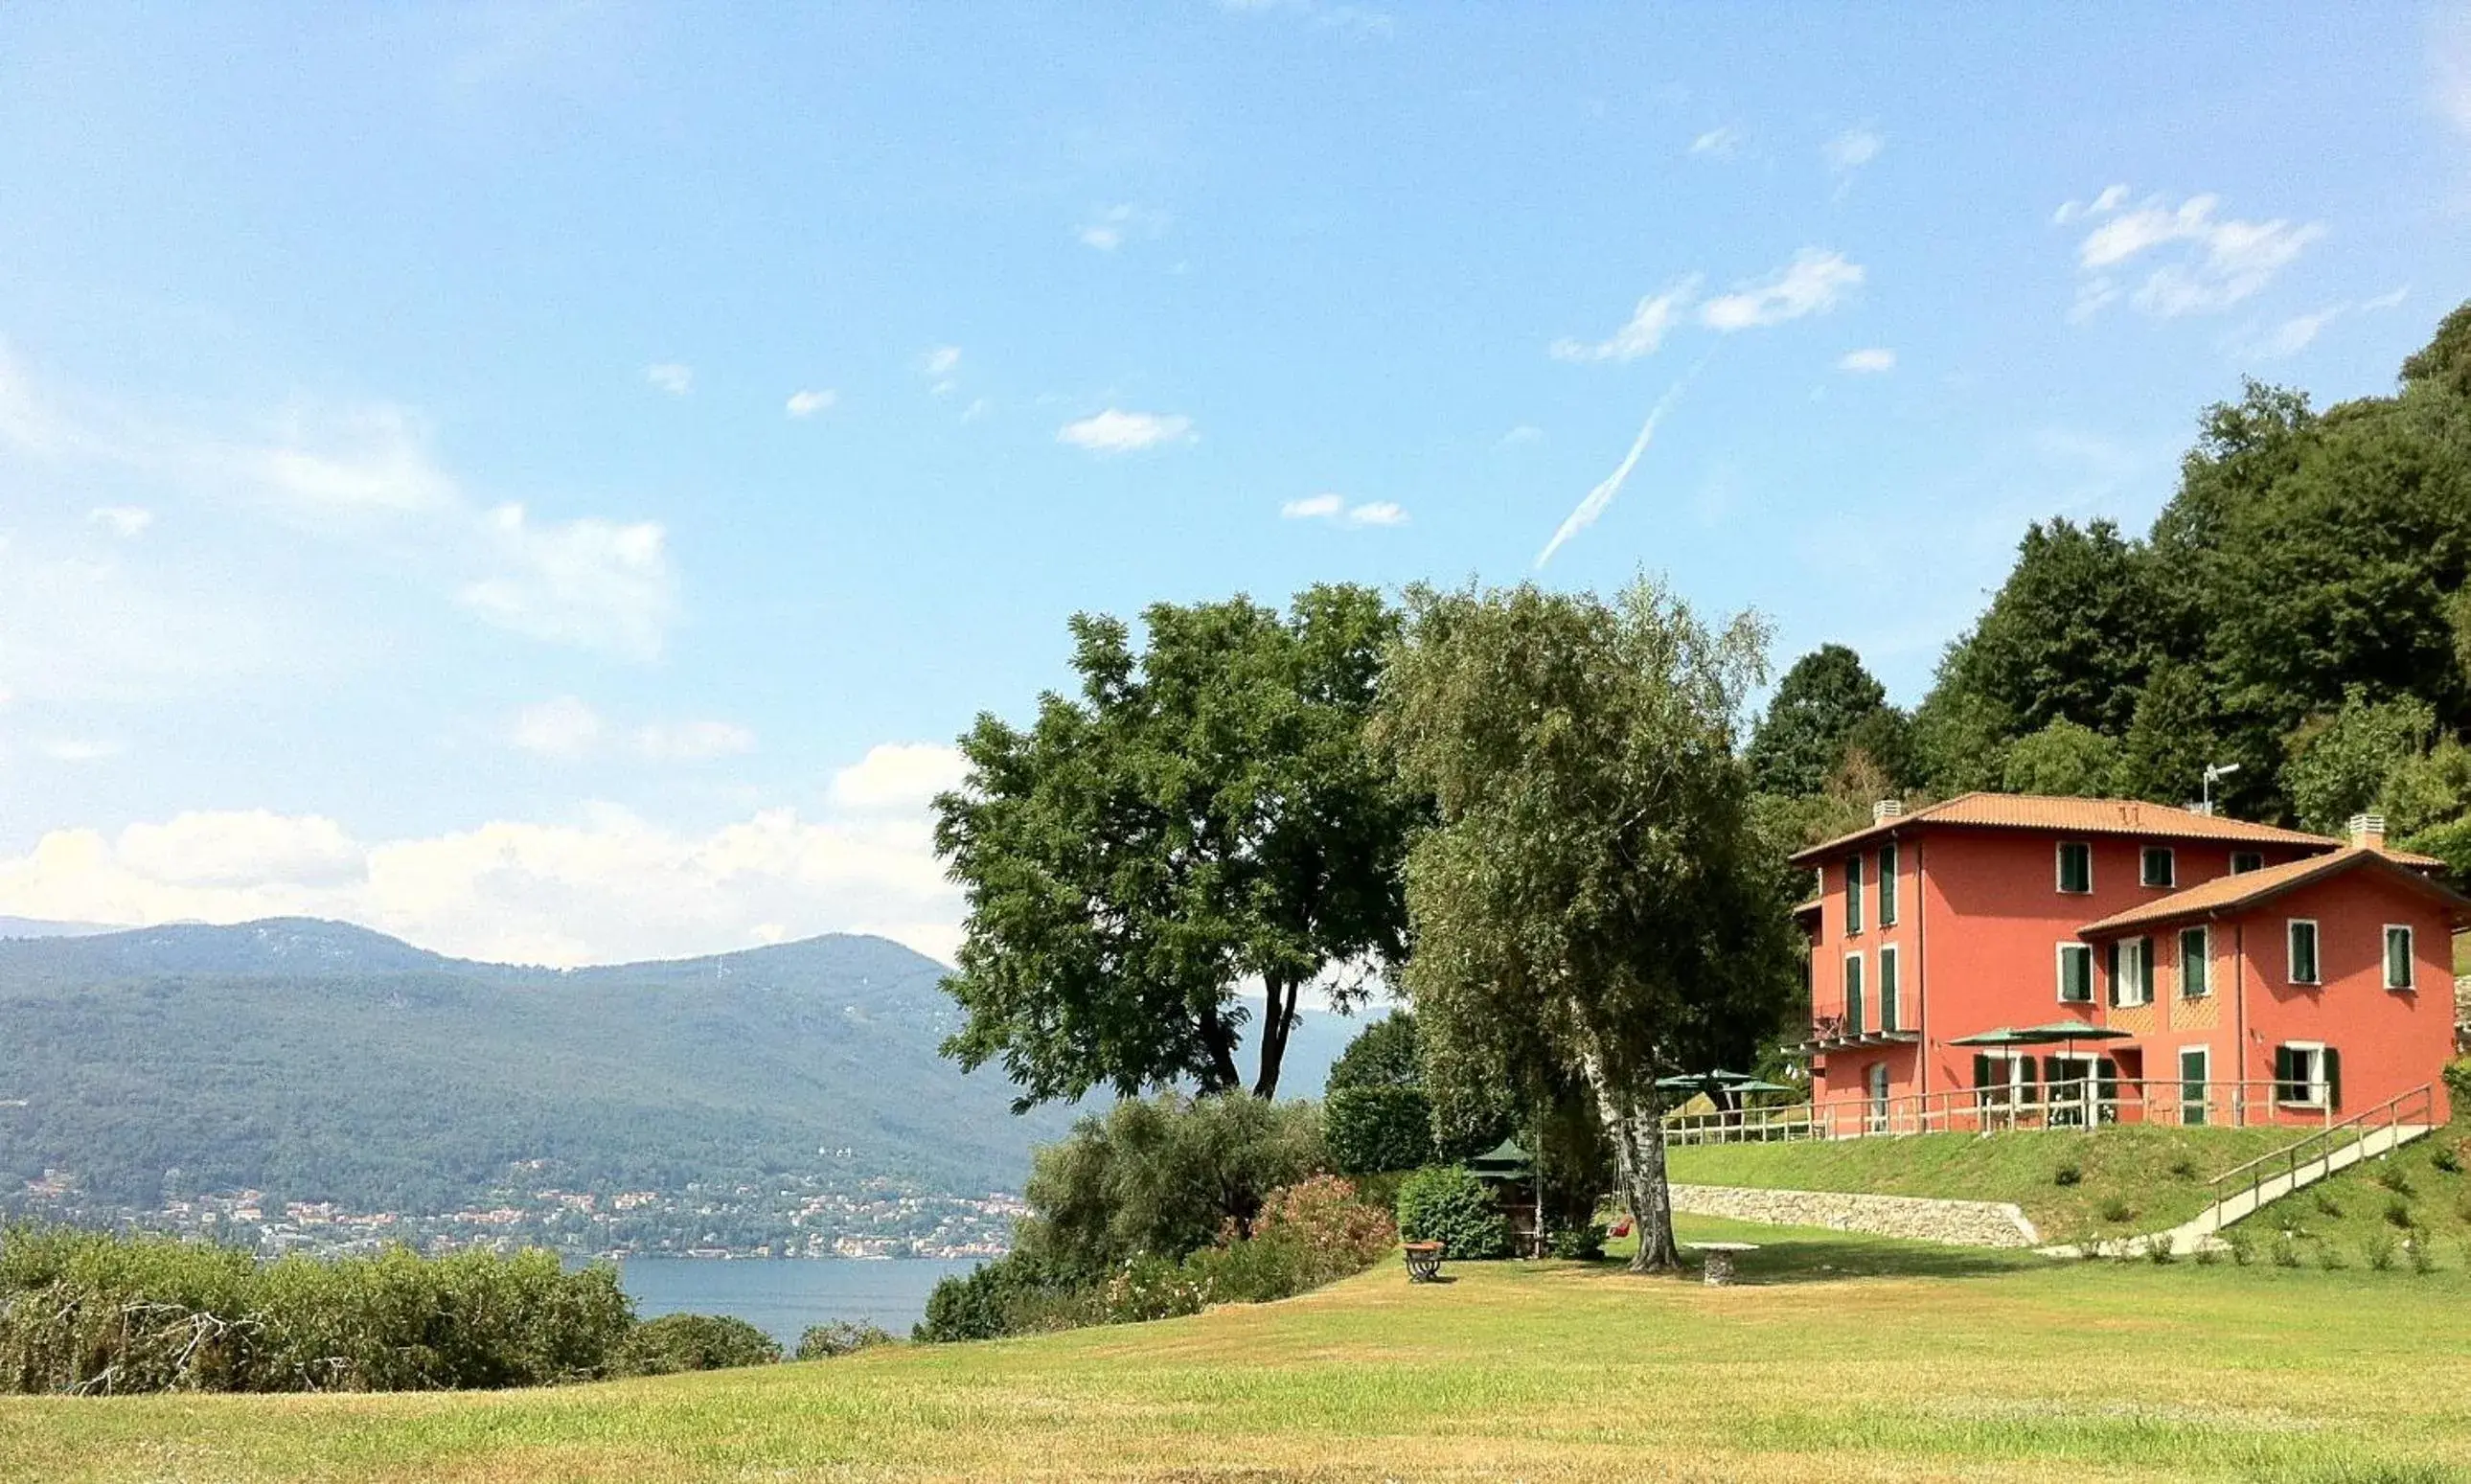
[1748,300,2471,866]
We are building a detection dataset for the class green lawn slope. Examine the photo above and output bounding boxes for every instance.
[1668,1125,2304,1241]
[7,1216,2471,1482]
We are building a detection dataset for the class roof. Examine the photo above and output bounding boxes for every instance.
[1788,790,2439,867]
[2075,847,2471,936]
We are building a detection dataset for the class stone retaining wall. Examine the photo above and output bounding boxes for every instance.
[1670,1183,2040,1248]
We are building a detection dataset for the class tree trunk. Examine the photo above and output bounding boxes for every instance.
[1251,972,1296,1100]
[1580,1049,1680,1272]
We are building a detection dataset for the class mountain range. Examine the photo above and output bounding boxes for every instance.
[0,919,1349,1217]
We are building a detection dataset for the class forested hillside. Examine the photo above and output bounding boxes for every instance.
[1750,300,2471,864]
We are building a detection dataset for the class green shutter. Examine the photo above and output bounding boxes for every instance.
[2274,1046,2297,1102]
[2103,942,2119,1007]
[2386,927,2411,990]
[1973,1053,1994,1089]
[2324,1048,2343,1110]
[1845,856,1864,933]
[1879,844,1898,925]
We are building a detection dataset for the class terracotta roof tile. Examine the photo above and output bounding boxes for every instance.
[1787,790,2437,866]
[2075,847,2471,935]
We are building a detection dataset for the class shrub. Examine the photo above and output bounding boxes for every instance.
[2441,1057,2471,1108]
[1548,1221,1609,1261]
[2373,1164,2415,1197]
[2315,1241,2347,1271]
[916,1253,1076,1343]
[2052,1160,2083,1187]
[1247,1176,1395,1281]
[2432,1144,2462,1175]
[608,1313,781,1376]
[2142,1235,2176,1265]
[1014,1093,1326,1282]
[2407,1237,2437,1275]
[2192,1240,2219,1267]
[2167,1155,2198,1179]
[1395,1166,1509,1261]
[2099,1196,2134,1224]
[794,1320,894,1360]
[2384,1197,2416,1230]
[2271,1232,2302,1268]
[2222,1227,2255,1267]
[2362,1231,2398,1272]
[0,1226,632,1395]
[2312,1190,2343,1219]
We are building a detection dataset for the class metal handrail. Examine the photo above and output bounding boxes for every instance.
[2206,1083,2435,1208]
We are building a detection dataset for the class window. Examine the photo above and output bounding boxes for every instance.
[1844,855,1865,935]
[2275,1043,2340,1108]
[1878,944,1900,1033]
[2108,936,2152,1008]
[1972,1051,2035,1109]
[2385,925,2415,992]
[1866,1062,1890,1131]
[1878,841,1899,926]
[2056,841,2093,894]
[2287,919,2320,986]
[2056,943,2093,1004]
[2179,1046,2210,1127]
[2140,847,2175,888]
[2178,925,2210,999]
[1843,952,1865,1034]
[2231,851,2264,875]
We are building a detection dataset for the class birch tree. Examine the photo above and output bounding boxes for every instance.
[1374,579,1796,1271]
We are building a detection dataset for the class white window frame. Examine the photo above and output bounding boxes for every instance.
[2177,925,2210,999]
[2287,918,2321,986]
[2384,924,2414,992]
[2056,942,2094,1004]
[2277,1040,2328,1107]
[2230,850,2263,876]
[2116,935,2151,1007]
[1877,943,1900,1032]
[2140,846,2176,888]
[2055,840,2093,895]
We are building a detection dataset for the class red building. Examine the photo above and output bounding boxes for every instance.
[1791,794,2466,1132]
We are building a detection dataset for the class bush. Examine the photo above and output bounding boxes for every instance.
[1326,1087,1436,1176]
[608,1313,781,1376]
[2362,1231,2398,1272]
[2373,1164,2415,1197]
[2313,1190,2343,1219]
[2384,1197,2416,1230]
[1548,1221,1609,1261]
[2099,1196,2135,1223]
[2316,1241,2347,1271]
[917,1254,1078,1343]
[2167,1155,2198,1179]
[2192,1240,2218,1267]
[1395,1166,1510,1260]
[2142,1235,2176,1265]
[794,1320,894,1360]
[0,1226,633,1395]
[2441,1057,2471,1107]
[2271,1232,2303,1267]
[2431,1144,2461,1175]
[2052,1161,2083,1187]
[2408,1237,2437,1275]
[1014,1093,1326,1282]
[2222,1227,2255,1267]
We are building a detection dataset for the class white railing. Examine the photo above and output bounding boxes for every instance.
[1662,1078,2365,1143]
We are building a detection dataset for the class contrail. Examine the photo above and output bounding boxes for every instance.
[1534,357,1707,569]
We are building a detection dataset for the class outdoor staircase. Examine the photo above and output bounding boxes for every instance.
[2046,1084,2440,1258]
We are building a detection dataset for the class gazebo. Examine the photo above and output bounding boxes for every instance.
[1465,1137,1541,1256]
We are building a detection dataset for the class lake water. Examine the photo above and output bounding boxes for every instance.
[618,1257,984,1347]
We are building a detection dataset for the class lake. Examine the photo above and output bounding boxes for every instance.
[618,1257,984,1347]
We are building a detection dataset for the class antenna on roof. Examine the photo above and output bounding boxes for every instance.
[2199,763,2241,816]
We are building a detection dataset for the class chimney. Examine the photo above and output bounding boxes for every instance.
[2185,800,2214,817]
[2346,812,2387,853]
[1873,799,1905,823]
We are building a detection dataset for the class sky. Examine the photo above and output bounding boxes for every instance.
[3,3,2470,968]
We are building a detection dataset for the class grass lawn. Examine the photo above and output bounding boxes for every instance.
[1669,1124,2356,1240]
[8,1216,2471,1483]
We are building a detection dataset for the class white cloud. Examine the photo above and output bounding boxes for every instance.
[1700,249,1864,331]
[88,506,153,537]
[116,810,365,888]
[511,696,605,759]
[633,719,756,762]
[1282,493,1406,527]
[2257,308,2343,358]
[2052,184,2130,225]
[1057,408,1196,453]
[459,504,676,660]
[785,389,838,419]
[1499,424,1544,446]
[0,787,969,968]
[919,346,962,397]
[238,404,459,518]
[1837,348,1897,374]
[2063,189,2323,319]
[37,737,126,764]
[1550,277,1701,363]
[1537,371,1695,568]
[830,742,968,811]
[1077,203,1169,252]
[2439,9,2471,138]
[1822,127,1883,172]
[2363,285,2411,312]
[1689,127,1740,158]
[644,363,694,397]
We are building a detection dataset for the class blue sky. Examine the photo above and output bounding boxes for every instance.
[3,3,2468,965]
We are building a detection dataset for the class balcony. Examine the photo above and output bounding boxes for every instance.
[1798,1012,1919,1055]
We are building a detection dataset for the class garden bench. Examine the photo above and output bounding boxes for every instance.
[1402,1241,1444,1282]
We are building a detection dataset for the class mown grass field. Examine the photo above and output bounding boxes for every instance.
[1666,1122,2418,1240]
[8,1214,2471,1483]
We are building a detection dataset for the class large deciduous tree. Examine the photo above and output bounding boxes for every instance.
[933,584,1418,1107]
[1374,579,1797,1272]
[1745,644,1895,797]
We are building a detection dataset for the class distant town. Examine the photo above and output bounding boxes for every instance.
[8,1165,1024,1262]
